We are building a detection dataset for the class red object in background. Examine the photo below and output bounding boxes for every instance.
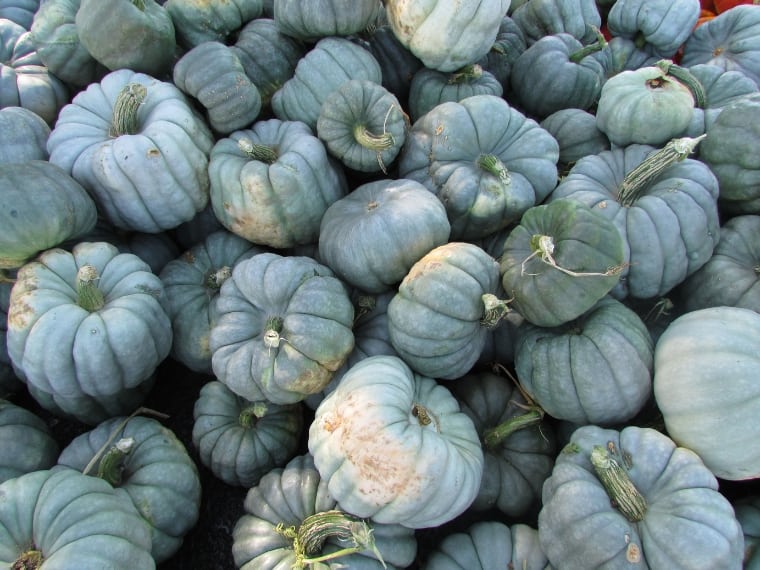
[714,0,760,12]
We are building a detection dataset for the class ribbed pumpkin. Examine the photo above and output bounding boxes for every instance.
[0,399,58,483]
[273,0,381,41]
[164,0,263,48]
[0,106,49,165]
[511,0,602,45]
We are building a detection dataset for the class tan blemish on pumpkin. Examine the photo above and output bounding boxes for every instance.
[598,201,607,209]
[7,296,34,330]
[147,148,160,157]
[626,542,642,563]
[181,251,196,264]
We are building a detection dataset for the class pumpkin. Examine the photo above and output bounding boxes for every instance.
[210,252,355,405]
[0,399,58,483]
[590,36,660,79]
[514,295,654,425]
[232,453,418,569]
[308,355,484,529]
[452,370,557,517]
[675,214,760,312]
[172,41,262,135]
[75,0,176,76]
[0,17,68,125]
[699,94,760,213]
[398,94,560,240]
[539,108,610,167]
[6,241,173,425]
[317,178,450,294]
[681,5,760,87]
[29,0,106,87]
[539,424,745,569]
[407,64,503,123]
[548,136,720,299]
[208,119,348,249]
[271,36,382,131]
[0,106,49,165]
[475,14,527,95]
[0,0,38,29]
[316,79,409,173]
[510,0,602,45]
[499,198,625,327]
[160,230,265,374]
[273,0,381,42]
[606,0,701,58]
[163,0,263,48]
[734,495,760,568]
[57,415,202,562]
[229,17,306,108]
[47,68,215,233]
[653,306,760,480]
[595,64,696,146]
[422,521,548,570]
[0,160,97,271]
[0,467,155,569]
[192,380,303,488]
[509,32,607,119]
[384,0,511,72]
[387,242,511,380]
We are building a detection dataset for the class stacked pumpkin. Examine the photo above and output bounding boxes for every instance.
[2,0,760,568]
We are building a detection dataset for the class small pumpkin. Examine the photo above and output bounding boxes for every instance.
[0,398,58,483]
[0,0,39,29]
[192,380,303,488]
[511,0,602,45]
[273,0,381,42]
[0,106,50,165]
[164,0,263,49]
[309,355,484,529]
[539,108,610,167]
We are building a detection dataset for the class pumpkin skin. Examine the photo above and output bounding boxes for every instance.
[700,94,760,213]
[47,68,216,234]
[0,0,39,29]
[75,0,176,76]
[475,14,527,95]
[192,380,303,488]
[29,0,106,87]
[675,214,760,313]
[164,0,263,49]
[317,178,450,294]
[57,415,202,563]
[606,0,701,58]
[173,41,262,135]
[0,106,49,164]
[398,94,560,240]
[6,241,172,425]
[316,79,409,173]
[539,425,745,569]
[0,18,69,125]
[210,252,355,405]
[422,521,548,570]
[681,5,760,87]
[387,242,510,380]
[452,371,557,518]
[385,0,511,72]
[271,37,382,131]
[540,108,610,166]
[510,32,606,119]
[232,454,418,569]
[309,355,484,529]
[514,296,654,425]
[734,495,760,569]
[229,18,305,108]
[0,399,58,483]
[273,0,381,42]
[0,160,98,270]
[595,65,696,147]
[590,36,660,79]
[499,199,625,328]
[511,0,602,45]
[208,119,348,249]
[654,306,760,480]
[548,140,721,299]
[0,467,155,569]
[159,230,266,374]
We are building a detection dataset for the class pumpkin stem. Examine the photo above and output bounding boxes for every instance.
[264,316,285,350]
[96,437,136,487]
[11,549,43,570]
[110,83,147,137]
[132,0,145,10]
[239,401,268,428]
[656,59,707,109]
[353,123,395,152]
[522,235,624,278]
[478,154,511,186]
[482,405,544,449]
[448,64,483,84]
[617,135,706,207]
[480,293,511,328]
[238,138,279,164]
[77,264,105,312]
[206,266,232,290]
[280,510,387,569]
[353,294,377,323]
[590,445,647,522]
[569,27,607,64]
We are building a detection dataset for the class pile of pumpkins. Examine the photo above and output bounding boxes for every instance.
[2,0,760,568]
